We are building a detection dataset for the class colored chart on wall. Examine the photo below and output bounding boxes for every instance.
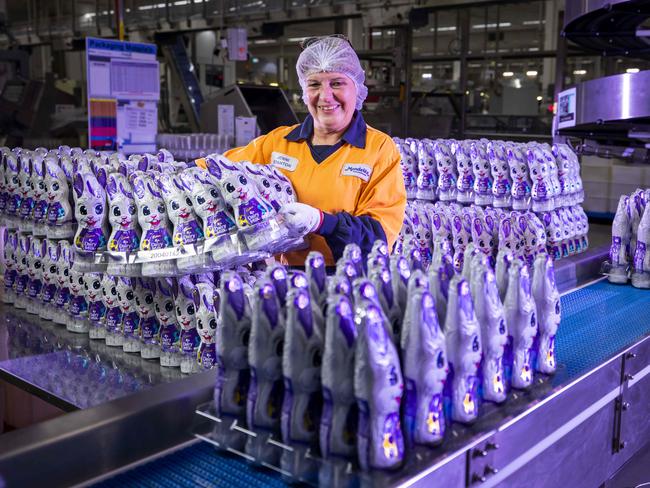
[86,37,160,154]
[89,98,118,150]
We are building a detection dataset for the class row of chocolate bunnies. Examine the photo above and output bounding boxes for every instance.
[395,137,584,211]
[0,146,299,276]
[2,231,560,475]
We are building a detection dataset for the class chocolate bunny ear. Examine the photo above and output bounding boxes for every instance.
[501,218,511,238]
[129,172,146,199]
[72,173,84,198]
[84,173,103,198]
[156,277,174,297]
[106,172,119,199]
[473,218,483,237]
[205,156,223,180]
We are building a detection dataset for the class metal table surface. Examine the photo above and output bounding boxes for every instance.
[0,308,184,411]
[86,278,650,488]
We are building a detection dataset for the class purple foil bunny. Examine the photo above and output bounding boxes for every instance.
[401,289,448,446]
[532,254,560,374]
[106,172,141,276]
[72,171,109,267]
[193,282,217,369]
[215,272,252,412]
[488,141,512,208]
[320,293,358,459]
[173,275,201,374]
[102,274,124,347]
[354,302,404,471]
[433,141,457,202]
[470,142,493,206]
[155,277,181,367]
[130,171,176,277]
[444,276,481,424]
[156,171,205,272]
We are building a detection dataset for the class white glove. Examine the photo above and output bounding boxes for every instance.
[279,202,323,237]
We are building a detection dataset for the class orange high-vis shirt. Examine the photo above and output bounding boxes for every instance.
[196,123,406,266]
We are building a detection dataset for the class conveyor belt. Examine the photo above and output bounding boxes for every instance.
[93,280,650,488]
[93,442,289,488]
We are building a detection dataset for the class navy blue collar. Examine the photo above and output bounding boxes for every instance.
[285,110,367,149]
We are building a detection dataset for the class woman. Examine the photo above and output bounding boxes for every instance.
[214,35,406,267]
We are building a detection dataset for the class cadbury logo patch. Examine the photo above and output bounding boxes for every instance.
[341,163,372,182]
[271,152,299,172]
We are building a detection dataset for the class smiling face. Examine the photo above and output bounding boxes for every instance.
[305,72,357,136]
[101,275,118,308]
[83,273,102,302]
[175,294,196,330]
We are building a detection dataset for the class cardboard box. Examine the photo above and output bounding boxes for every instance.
[218,104,235,137]
[235,116,257,147]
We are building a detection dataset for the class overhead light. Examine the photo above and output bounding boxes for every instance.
[269,82,279,87]
[472,22,511,29]
[522,20,545,26]
[253,39,275,45]
[251,57,259,63]
[421,73,432,79]
[573,69,587,75]
[526,70,538,77]
[430,26,457,32]
[627,68,640,73]
[502,71,514,77]
[536,96,543,101]
[288,36,309,42]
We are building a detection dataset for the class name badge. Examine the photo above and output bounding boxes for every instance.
[271,152,299,172]
[341,163,372,182]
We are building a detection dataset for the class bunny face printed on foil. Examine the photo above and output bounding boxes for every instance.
[217,171,273,229]
[507,146,532,210]
[130,172,173,252]
[26,237,46,303]
[72,172,108,253]
[106,172,140,253]
[472,217,496,262]
[470,142,493,206]
[31,156,50,230]
[540,145,562,206]
[4,153,21,217]
[354,303,405,471]
[433,141,457,202]
[451,212,472,272]
[415,140,437,201]
[398,142,418,200]
[453,141,474,203]
[192,282,217,369]
[182,169,237,239]
[527,147,553,212]
[156,172,204,247]
[44,159,74,231]
[488,142,512,208]
[17,153,35,223]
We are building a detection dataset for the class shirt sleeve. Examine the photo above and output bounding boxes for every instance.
[318,135,406,260]
[318,212,387,261]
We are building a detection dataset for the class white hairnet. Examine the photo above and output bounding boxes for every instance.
[296,36,368,111]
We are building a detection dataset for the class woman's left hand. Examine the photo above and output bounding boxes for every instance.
[279,202,323,237]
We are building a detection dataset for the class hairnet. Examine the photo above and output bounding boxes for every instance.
[296,36,368,111]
